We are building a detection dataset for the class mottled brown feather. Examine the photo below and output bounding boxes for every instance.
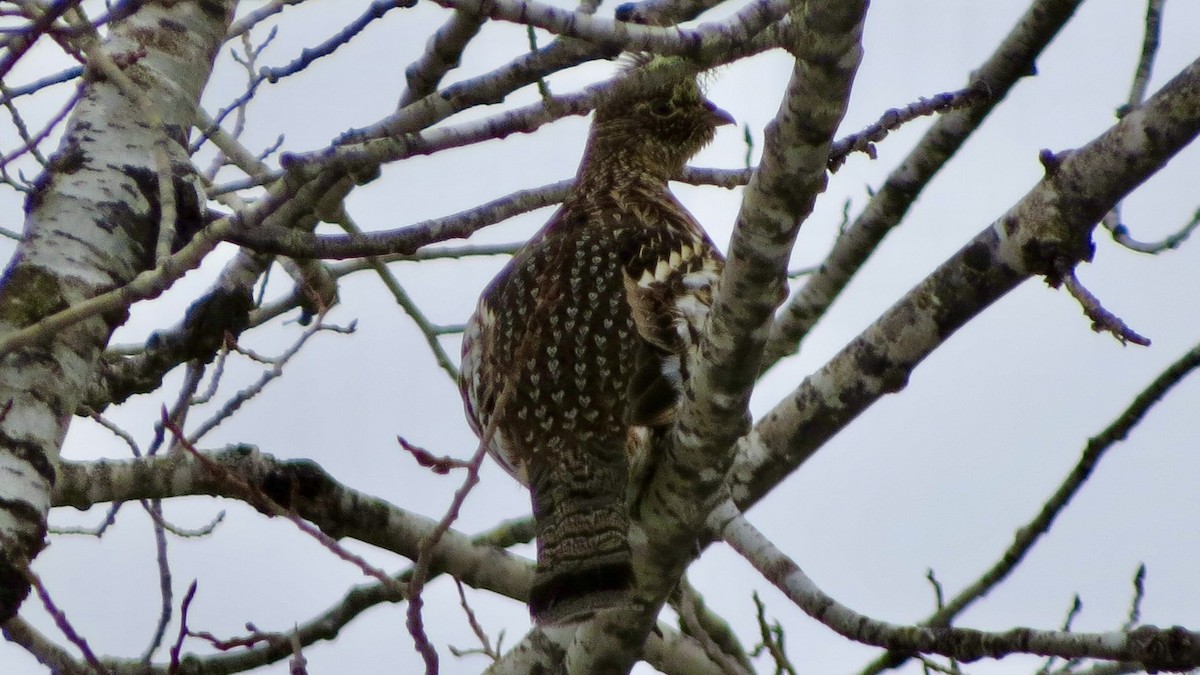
[460,60,730,623]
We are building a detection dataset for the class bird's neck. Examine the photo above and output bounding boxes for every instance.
[571,144,676,204]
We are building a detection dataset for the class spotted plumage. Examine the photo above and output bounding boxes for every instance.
[460,58,730,623]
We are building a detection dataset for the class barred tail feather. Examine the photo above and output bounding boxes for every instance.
[528,443,634,623]
[529,552,634,623]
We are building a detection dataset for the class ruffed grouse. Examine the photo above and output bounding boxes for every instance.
[460,59,731,623]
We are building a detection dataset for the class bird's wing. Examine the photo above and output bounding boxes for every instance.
[620,222,723,428]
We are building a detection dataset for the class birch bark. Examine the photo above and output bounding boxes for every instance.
[0,0,234,622]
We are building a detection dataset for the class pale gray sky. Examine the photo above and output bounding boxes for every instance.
[2,1,1199,673]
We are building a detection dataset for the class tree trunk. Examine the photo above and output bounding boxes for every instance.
[0,0,234,622]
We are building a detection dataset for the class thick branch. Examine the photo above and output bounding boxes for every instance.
[733,53,1200,512]
[641,0,868,621]
[225,179,570,259]
[430,0,786,57]
[53,447,533,601]
[495,2,869,673]
[761,0,1087,369]
[0,0,235,623]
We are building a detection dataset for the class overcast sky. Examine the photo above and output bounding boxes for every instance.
[2,1,1199,673]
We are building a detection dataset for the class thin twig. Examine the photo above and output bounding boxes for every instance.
[449,578,501,661]
[186,319,354,444]
[0,0,78,83]
[827,86,986,172]
[1118,0,1165,117]
[1104,0,1173,256]
[1122,563,1147,632]
[1055,259,1151,346]
[399,436,473,474]
[405,439,490,673]
[332,211,458,378]
[750,591,797,675]
[0,65,82,104]
[139,498,174,662]
[261,0,409,83]
[47,502,122,536]
[22,567,111,675]
[166,581,197,675]
[1037,595,1084,674]
[1103,203,1200,253]
[858,338,1200,674]
[0,83,78,170]
[165,416,406,595]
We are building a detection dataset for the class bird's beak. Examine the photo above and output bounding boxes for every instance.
[705,101,735,127]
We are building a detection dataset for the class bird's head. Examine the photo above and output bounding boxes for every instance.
[589,56,733,178]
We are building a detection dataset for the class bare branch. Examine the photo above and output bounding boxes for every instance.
[713,500,1200,671]
[261,0,412,83]
[761,0,1086,370]
[22,567,110,674]
[399,9,487,107]
[827,86,986,173]
[0,65,82,104]
[226,179,570,259]
[428,0,786,61]
[227,0,307,39]
[736,52,1200,513]
[1102,203,1200,253]
[859,338,1200,673]
[1119,0,1166,117]
[1054,259,1151,346]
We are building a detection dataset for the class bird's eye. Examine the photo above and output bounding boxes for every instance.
[649,101,673,118]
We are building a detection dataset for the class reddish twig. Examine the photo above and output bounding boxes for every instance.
[405,440,490,673]
[162,412,406,596]
[21,566,110,674]
[166,581,198,675]
[189,623,282,651]
[398,436,473,474]
[449,577,501,661]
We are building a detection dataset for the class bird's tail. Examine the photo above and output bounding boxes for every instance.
[528,441,634,623]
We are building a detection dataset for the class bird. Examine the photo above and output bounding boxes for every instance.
[459,56,732,623]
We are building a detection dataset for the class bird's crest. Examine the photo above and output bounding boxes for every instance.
[609,54,707,102]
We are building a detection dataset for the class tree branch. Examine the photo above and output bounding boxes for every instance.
[859,337,1200,673]
[429,0,787,58]
[712,500,1200,672]
[733,53,1200,514]
[0,0,235,624]
[760,0,1087,369]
